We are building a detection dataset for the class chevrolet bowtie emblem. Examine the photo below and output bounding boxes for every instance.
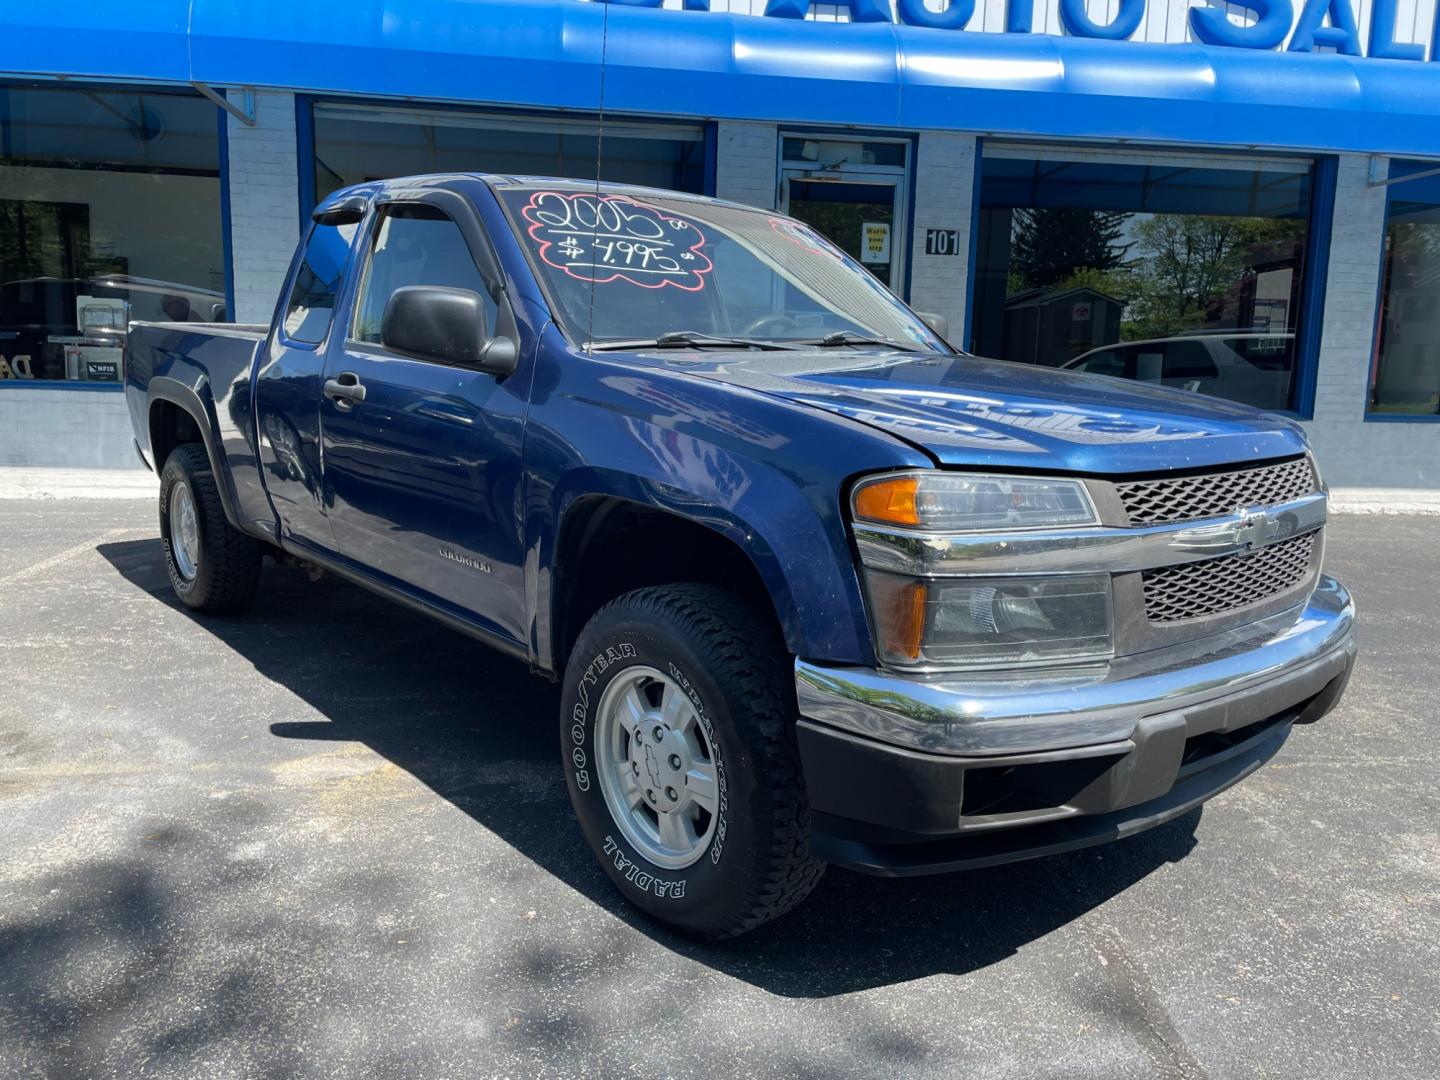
[1232,507,1279,553]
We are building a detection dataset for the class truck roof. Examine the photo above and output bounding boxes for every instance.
[313,173,764,217]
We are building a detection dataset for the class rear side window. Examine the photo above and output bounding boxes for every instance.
[1075,349,1126,378]
[351,204,495,346]
[1162,341,1220,381]
[1231,335,1291,370]
[282,221,356,344]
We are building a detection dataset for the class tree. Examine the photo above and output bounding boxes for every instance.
[1009,207,1131,293]
[1125,214,1304,338]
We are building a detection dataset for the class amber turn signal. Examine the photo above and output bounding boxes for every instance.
[882,579,928,662]
[853,475,921,527]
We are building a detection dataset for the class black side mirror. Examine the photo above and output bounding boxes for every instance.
[917,311,950,340]
[381,286,517,376]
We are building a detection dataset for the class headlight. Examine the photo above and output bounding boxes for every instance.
[852,471,1097,532]
[864,569,1114,670]
[852,470,1111,670]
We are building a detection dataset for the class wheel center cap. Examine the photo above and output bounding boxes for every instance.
[642,740,663,788]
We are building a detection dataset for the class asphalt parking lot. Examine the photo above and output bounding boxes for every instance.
[1,498,1436,1079]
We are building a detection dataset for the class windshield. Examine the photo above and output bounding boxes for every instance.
[496,185,946,352]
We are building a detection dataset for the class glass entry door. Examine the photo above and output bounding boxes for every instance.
[779,135,910,295]
[782,177,901,288]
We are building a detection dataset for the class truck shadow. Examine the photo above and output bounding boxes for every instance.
[98,537,1200,998]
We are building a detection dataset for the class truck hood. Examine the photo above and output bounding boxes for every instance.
[626,349,1309,475]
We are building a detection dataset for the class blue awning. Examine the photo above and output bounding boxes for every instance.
[5,0,1440,158]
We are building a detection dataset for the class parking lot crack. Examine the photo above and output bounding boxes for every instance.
[1083,920,1211,1080]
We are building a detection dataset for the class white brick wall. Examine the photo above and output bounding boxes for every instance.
[0,388,135,468]
[907,132,976,340]
[1302,154,1440,489]
[714,121,778,209]
[227,91,300,325]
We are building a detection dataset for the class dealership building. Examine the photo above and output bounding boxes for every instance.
[3,0,1440,492]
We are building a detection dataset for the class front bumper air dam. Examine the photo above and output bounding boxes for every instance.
[793,575,1356,876]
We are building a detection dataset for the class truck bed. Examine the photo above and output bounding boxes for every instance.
[124,320,274,536]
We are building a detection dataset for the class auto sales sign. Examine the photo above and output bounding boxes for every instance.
[594,0,1439,62]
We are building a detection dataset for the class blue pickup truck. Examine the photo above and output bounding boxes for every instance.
[125,175,1355,938]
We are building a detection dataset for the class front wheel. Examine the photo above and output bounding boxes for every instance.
[561,584,824,939]
[158,444,262,613]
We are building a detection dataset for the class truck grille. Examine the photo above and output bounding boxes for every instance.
[1117,457,1317,526]
[1141,532,1316,623]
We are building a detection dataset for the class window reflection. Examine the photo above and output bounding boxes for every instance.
[351,205,494,346]
[971,154,1312,412]
[312,104,706,206]
[282,221,356,344]
[0,85,224,383]
[1373,164,1440,417]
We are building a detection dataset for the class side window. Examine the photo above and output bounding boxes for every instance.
[283,221,356,344]
[1232,335,1290,370]
[1076,349,1124,378]
[352,204,497,347]
[1162,341,1220,381]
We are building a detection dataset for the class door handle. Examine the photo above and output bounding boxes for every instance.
[324,372,366,408]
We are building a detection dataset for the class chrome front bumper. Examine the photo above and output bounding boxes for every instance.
[796,575,1355,758]
[793,575,1355,872]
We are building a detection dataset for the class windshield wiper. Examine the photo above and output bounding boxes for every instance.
[809,331,924,351]
[588,331,798,352]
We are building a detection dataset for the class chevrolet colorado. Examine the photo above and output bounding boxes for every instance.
[125,175,1355,938]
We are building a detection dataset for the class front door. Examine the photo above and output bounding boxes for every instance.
[318,195,531,646]
[779,135,910,294]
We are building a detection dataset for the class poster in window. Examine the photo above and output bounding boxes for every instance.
[861,222,891,264]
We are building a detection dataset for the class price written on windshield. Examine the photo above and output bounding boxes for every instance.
[520,191,714,291]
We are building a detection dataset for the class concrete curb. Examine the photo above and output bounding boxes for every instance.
[0,467,158,501]
[3,468,1439,514]
[1328,488,1440,515]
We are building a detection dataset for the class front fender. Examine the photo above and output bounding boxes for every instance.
[542,462,828,663]
[523,337,932,671]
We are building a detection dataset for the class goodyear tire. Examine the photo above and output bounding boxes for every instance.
[158,444,262,613]
[561,584,824,939]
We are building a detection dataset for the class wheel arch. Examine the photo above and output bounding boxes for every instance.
[148,379,242,529]
[545,492,803,677]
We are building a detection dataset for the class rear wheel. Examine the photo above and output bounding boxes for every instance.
[561,584,824,939]
[158,444,262,613]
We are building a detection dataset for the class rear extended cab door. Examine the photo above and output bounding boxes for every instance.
[316,183,535,648]
[252,204,370,554]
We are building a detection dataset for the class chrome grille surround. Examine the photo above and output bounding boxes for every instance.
[1141,532,1317,623]
[1116,456,1317,526]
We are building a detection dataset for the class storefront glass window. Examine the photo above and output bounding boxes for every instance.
[0,84,224,384]
[970,151,1314,412]
[1372,162,1440,418]
[312,104,706,206]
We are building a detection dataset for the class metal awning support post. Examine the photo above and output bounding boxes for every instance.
[191,82,256,127]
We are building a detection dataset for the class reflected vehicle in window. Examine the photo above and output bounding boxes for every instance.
[0,83,224,383]
[0,275,225,381]
[970,152,1312,410]
[1064,333,1295,411]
